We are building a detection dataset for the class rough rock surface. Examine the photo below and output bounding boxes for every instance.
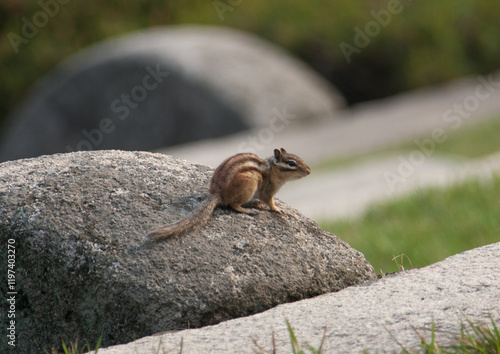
[0,150,374,353]
[0,26,344,162]
[95,242,500,354]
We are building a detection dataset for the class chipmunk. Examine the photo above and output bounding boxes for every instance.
[147,148,311,241]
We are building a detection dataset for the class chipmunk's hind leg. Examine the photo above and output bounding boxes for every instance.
[232,204,257,214]
[224,175,259,215]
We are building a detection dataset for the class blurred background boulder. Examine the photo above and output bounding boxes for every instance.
[0,25,343,162]
[2,1,500,161]
[2,1,499,116]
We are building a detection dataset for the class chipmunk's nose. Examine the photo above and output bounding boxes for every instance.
[305,167,311,175]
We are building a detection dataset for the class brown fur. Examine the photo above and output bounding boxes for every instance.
[147,194,221,241]
[147,148,310,241]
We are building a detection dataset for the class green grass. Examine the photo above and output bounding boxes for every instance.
[285,320,325,354]
[431,116,500,158]
[318,114,500,273]
[315,115,500,172]
[394,115,500,160]
[46,335,102,354]
[254,317,500,353]
[253,319,325,354]
[418,316,500,353]
[320,174,500,274]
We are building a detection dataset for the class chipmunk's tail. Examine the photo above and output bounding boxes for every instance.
[147,194,221,241]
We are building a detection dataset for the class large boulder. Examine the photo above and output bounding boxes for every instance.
[0,150,374,353]
[0,26,344,162]
[94,242,500,354]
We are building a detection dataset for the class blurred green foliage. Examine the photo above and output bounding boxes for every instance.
[1,0,500,128]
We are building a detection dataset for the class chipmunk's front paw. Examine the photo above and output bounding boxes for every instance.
[269,205,284,214]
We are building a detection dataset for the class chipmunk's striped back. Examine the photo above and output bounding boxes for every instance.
[210,153,266,195]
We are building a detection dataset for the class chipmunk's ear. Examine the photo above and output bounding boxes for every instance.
[280,148,287,154]
[274,148,282,161]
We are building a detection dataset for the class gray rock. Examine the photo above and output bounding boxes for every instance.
[0,150,374,353]
[0,26,344,162]
[94,242,500,354]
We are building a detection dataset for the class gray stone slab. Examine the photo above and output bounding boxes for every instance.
[95,242,500,353]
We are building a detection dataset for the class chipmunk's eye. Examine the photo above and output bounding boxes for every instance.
[288,161,296,167]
